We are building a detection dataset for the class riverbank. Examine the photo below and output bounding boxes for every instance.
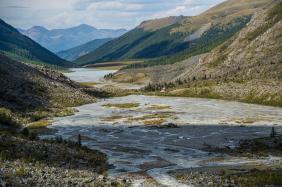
[3,67,281,186]
[46,92,282,186]
[169,135,282,186]
[0,132,129,186]
[0,63,128,186]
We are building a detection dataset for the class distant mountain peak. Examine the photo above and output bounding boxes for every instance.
[18,24,127,52]
[137,15,187,31]
[77,24,96,29]
[0,19,70,67]
[28,26,49,32]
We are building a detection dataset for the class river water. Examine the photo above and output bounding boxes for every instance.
[48,68,282,186]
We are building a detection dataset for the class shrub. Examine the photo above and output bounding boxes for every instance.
[0,107,19,127]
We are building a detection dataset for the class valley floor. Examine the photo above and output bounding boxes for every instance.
[37,67,282,186]
[1,67,282,186]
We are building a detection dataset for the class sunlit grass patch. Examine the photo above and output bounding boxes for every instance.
[147,104,171,110]
[27,120,53,129]
[0,107,20,127]
[235,118,256,124]
[102,103,140,109]
[54,108,78,117]
[79,82,99,87]
[101,115,132,122]
[143,119,166,126]
[125,112,177,125]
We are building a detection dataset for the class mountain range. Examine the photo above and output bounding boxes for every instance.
[19,24,127,52]
[0,19,70,67]
[56,38,112,61]
[110,1,282,106]
[74,0,272,66]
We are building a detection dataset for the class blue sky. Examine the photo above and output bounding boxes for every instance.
[0,0,225,29]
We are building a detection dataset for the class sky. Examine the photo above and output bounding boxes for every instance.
[0,0,226,30]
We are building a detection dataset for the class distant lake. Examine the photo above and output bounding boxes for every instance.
[64,68,116,82]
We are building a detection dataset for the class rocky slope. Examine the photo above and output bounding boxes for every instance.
[75,0,271,66]
[19,24,127,52]
[110,2,282,107]
[0,54,130,186]
[0,19,70,67]
[0,54,94,125]
[0,133,129,186]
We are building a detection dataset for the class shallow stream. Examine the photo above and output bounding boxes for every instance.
[47,68,282,186]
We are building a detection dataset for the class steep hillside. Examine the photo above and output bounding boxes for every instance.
[20,24,127,52]
[110,2,282,106]
[0,54,94,125]
[0,19,70,67]
[0,54,129,187]
[57,38,112,61]
[75,0,271,66]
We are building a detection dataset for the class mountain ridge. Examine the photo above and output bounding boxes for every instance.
[75,0,272,66]
[0,19,71,67]
[109,1,282,107]
[19,24,127,52]
[56,38,112,61]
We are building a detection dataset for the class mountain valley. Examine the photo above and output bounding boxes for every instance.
[0,0,282,186]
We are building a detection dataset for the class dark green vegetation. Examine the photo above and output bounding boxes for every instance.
[74,16,186,65]
[0,19,70,67]
[57,38,112,61]
[127,17,250,68]
[75,0,271,66]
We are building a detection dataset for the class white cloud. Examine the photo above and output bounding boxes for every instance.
[0,0,226,29]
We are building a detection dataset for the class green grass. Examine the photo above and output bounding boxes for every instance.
[0,19,70,67]
[79,82,99,87]
[2,51,70,71]
[143,119,166,125]
[146,104,171,110]
[101,115,132,122]
[0,107,20,127]
[125,16,250,69]
[125,112,177,125]
[242,90,282,107]
[15,168,28,177]
[102,103,140,109]
[27,120,52,129]
[54,108,78,117]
